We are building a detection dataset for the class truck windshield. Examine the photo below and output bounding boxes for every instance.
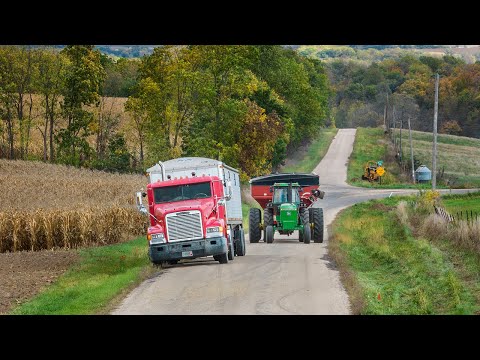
[153,182,212,204]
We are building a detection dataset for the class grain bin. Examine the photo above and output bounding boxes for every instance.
[415,165,432,183]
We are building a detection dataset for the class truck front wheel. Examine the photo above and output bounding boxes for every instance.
[235,228,246,256]
[249,208,261,243]
[228,236,235,261]
[214,252,229,264]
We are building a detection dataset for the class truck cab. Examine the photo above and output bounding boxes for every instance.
[136,157,245,265]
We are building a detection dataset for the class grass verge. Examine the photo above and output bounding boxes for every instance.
[282,127,338,173]
[442,191,480,214]
[347,127,449,189]
[329,196,479,314]
[11,236,154,315]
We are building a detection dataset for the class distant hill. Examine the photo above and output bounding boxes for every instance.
[96,45,157,58]
[295,45,480,64]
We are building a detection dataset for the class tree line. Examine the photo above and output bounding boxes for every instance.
[327,54,480,138]
[0,45,330,179]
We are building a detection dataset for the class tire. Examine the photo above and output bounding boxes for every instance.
[263,208,273,242]
[249,208,261,243]
[302,210,311,244]
[265,225,274,244]
[216,251,228,264]
[310,208,324,243]
[235,228,246,256]
[228,234,235,261]
[298,229,304,242]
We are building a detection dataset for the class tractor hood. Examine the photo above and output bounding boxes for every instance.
[279,203,297,211]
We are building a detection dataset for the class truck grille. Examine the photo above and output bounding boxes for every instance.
[166,211,203,242]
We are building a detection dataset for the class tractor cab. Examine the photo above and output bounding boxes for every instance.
[268,182,302,234]
[271,182,301,205]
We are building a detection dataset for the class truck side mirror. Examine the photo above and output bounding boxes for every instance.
[135,191,147,214]
[142,192,147,198]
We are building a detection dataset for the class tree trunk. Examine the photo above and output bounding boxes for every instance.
[25,93,34,158]
[17,93,24,159]
[7,109,14,160]
[139,136,144,167]
[49,98,55,163]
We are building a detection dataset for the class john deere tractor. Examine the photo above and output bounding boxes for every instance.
[248,175,324,244]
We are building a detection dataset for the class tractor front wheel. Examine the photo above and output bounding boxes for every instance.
[249,208,261,243]
[302,210,311,244]
[266,225,274,243]
[263,208,273,242]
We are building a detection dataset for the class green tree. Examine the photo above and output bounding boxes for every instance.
[56,45,106,166]
[35,47,67,162]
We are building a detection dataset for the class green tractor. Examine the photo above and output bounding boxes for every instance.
[253,182,324,244]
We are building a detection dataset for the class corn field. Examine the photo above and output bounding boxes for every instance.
[0,159,148,252]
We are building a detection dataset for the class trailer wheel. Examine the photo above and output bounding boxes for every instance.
[302,211,311,244]
[249,208,261,243]
[235,228,246,256]
[309,208,324,243]
[265,225,274,243]
[263,208,273,242]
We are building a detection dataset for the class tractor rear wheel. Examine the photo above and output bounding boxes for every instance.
[249,208,261,243]
[263,208,273,242]
[302,210,311,244]
[265,225,274,243]
[309,208,324,243]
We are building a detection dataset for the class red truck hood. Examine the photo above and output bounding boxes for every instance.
[153,199,216,220]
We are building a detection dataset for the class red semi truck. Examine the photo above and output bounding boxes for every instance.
[136,157,245,265]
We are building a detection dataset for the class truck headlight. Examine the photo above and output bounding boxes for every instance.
[148,233,165,245]
[206,226,223,238]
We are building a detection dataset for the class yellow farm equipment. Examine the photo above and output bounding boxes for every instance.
[362,161,385,183]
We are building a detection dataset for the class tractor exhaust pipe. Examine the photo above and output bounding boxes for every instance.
[287,182,292,203]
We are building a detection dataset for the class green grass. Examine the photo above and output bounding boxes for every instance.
[396,129,480,188]
[12,236,152,315]
[330,197,478,314]
[347,127,469,189]
[282,128,338,173]
[442,191,480,215]
[242,199,262,233]
[347,127,416,188]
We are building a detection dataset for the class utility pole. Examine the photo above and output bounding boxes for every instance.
[385,91,389,134]
[400,116,403,165]
[408,116,415,183]
[432,73,439,190]
[392,105,396,147]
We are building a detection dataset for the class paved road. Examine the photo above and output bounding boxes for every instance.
[112,129,476,315]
